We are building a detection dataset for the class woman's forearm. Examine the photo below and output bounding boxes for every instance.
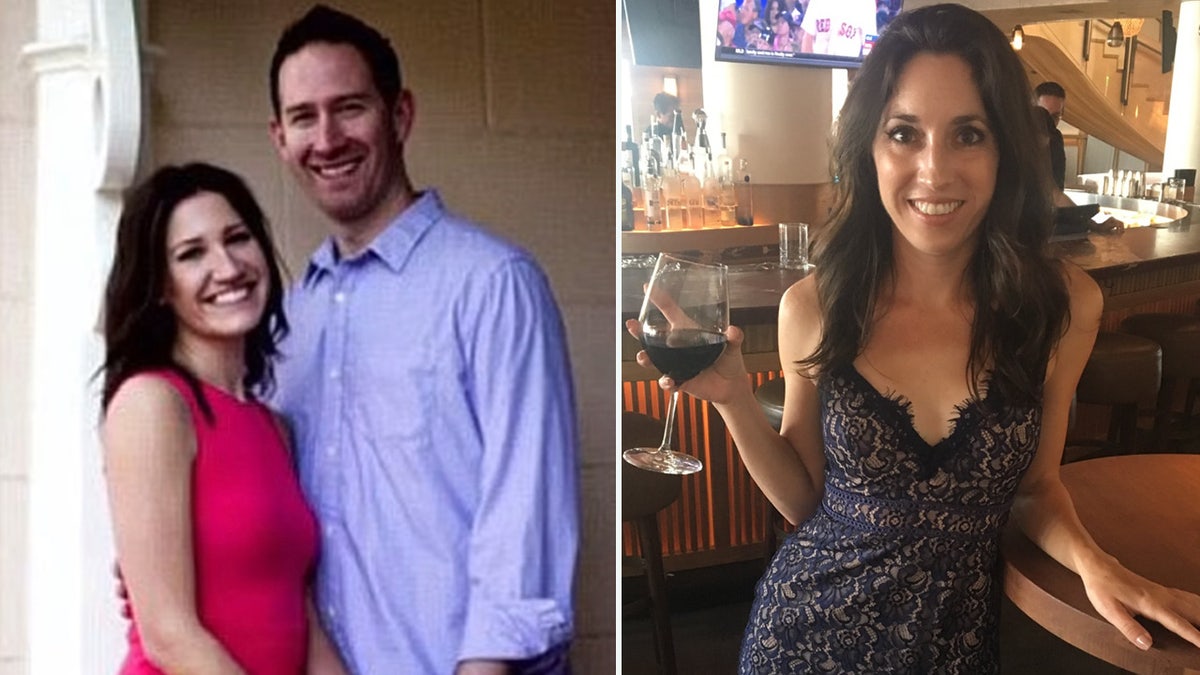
[1011,474,1115,578]
[714,386,822,525]
[139,614,247,675]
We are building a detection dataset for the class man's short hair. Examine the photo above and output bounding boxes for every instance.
[652,92,680,116]
[1035,81,1066,99]
[269,4,403,118]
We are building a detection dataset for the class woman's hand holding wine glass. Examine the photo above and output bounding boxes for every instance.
[623,253,735,475]
[626,320,749,405]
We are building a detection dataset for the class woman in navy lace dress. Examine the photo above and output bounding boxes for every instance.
[629,4,1200,672]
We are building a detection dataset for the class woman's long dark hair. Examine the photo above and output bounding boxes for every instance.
[99,162,289,421]
[802,3,1069,407]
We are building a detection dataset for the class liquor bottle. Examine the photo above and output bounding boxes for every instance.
[692,108,711,162]
[734,157,754,226]
[642,151,664,232]
[621,124,641,190]
[671,110,683,162]
[621,175,634,231]
[680,151,705,229]
[675,122,691,164]
[717,132,736,226]
[622,127,645,229]
[701,152,721,227]
[661,149,684,230]
[644,123,662,169]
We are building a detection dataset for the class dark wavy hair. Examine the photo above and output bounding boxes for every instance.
[269,4,403,118]
[99,163,289,421]
[803,3,1069,407]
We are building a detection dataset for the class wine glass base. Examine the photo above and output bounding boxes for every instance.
[622,447,704,475]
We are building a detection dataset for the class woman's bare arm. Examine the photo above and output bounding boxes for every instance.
[1012,264,1200,650]
[717,275,826,524]
[103,375,247,674]
[631,274,827,524]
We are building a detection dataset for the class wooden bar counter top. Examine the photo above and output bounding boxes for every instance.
[1001,454,1200,674]
[621,202,1200,321]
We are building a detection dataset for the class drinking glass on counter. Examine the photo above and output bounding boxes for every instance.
[624,253,729,475]
[778,222,811,270]
[1163,177,1185,204]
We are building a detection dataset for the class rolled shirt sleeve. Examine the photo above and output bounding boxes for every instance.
[456,257,579,662]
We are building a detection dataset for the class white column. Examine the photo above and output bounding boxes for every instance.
[1163,1,1200,175]
[22,0,141,672]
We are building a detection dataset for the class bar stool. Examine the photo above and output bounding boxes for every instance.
[753,378,789,557]
[1071,332,1161,458]
[755,377,786,433]
[1119,313,1200,448]
[622,411,682,675]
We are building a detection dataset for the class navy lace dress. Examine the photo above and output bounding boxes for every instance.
[739,364,1041,674]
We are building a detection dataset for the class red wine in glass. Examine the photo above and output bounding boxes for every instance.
[639,328,727,384]
[624,253,729,475]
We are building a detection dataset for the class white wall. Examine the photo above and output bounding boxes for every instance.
[0,1,37,673]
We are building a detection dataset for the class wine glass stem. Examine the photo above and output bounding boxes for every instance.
[658,389,680,452]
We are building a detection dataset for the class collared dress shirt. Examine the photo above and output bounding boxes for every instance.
[271,190,579,673]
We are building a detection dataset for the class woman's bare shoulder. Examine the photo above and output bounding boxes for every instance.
[1060,261,1103,330]
[106,372,184,414]
[780,273,821,320]
[779,273,823,372]
[103,373,192,452]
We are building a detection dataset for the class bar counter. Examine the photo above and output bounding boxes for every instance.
[621,202,1200,572]
[621,201,1200,321]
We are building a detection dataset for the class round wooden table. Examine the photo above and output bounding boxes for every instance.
[1002,454,1200,674]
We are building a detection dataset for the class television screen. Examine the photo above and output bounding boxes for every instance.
[715,0,905,69]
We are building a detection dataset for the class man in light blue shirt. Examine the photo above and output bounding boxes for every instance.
[266,6,578,673]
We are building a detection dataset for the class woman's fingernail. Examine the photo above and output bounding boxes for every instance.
[1135,636,1150,650]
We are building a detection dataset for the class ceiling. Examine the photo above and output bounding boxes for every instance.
[905,0,1181,29]
[1018,35,1163,165]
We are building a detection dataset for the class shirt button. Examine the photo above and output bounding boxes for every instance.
[334,291,346,304]
[327,605,337,619]
[325,525,335,537]
[326,445,336,457]
[330,368,340,380]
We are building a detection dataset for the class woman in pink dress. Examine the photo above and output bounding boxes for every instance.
[100,163,346,674]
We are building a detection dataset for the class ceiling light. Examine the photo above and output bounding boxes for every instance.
[1106,21,1124,47]
[1011,24,1024,50]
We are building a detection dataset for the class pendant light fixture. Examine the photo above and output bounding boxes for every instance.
[1106,21,1124,47]
[1011,25,1025,50]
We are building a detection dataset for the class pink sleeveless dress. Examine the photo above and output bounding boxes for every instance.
[118,370,318,674]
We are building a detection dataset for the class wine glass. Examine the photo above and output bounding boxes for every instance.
[624,253,729,475]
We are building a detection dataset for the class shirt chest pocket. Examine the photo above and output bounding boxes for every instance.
[353,358,437,447]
